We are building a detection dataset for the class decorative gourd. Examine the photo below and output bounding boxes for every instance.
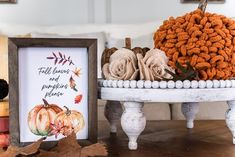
[153,1,235,80]
[28,99,63,136]
[0,79,8,100]
[54,106,85,136]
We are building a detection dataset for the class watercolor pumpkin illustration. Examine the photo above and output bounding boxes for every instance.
[28,99,63,136]
[54,106,85,136]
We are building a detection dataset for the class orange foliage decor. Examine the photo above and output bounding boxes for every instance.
[154,9,235,80]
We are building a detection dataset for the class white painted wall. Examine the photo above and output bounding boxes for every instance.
[112,0,181,23]
[0,0,235,25]
[111,0,235,23]
[0,0,89,25]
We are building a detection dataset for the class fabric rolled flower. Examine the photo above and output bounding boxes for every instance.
[137,49,175,81]
[102,48,139,80]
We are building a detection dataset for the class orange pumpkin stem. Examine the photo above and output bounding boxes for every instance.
[64,106,71,116]
[42,99,49,107]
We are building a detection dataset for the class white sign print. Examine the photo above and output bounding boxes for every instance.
[18,47,88,142]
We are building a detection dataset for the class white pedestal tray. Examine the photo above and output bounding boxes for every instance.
[98,79,235,150]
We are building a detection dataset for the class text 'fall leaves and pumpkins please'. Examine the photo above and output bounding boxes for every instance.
[18,47,89,142]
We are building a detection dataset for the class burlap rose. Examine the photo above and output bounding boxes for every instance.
[137,49,174,81]
[102,48,139,80]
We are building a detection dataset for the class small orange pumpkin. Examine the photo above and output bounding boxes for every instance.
[28,99,63,136]
[54,106,85,136]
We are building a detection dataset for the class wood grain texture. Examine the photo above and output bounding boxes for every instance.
[8,38,97,148]
[88,39,98,143]
[8,39,19,146]
[99,120,235,157]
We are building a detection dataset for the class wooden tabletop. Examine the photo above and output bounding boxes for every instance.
[98,120,235,157]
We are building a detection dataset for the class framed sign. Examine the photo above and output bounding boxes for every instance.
[181,0,225,3]
[8,38,97,148]
[0,0,16,3]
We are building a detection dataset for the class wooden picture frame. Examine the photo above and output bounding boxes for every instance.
[8,38,97,148]
[181,0,225,3]
[0,0,16,3]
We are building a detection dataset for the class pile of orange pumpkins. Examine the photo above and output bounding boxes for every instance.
[28,99,84,137]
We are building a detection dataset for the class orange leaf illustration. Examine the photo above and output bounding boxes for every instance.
[75,95,83,104]
[73,67,82,77]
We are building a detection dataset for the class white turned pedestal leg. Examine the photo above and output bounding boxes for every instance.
[121,102,146,150]
[181,102,199,129]
[104,100,123,133]
[226,101,235,144]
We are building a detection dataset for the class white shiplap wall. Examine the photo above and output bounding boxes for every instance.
[0,0,234,25]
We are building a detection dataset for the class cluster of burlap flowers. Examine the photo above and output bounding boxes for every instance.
[102,48,175,81]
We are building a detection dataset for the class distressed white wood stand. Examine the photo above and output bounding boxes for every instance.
[121,102,146,150]
[99,81,235,150]
[181,102,199,129]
